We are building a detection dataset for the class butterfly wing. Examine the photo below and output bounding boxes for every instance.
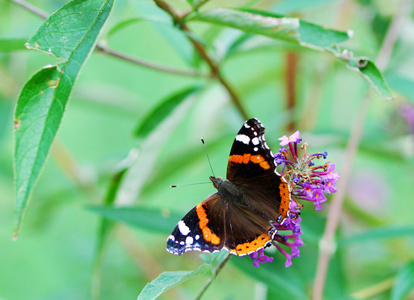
[166,118,290,257]
[166,193,225,255]
[166,192,276,256]
[226,118,291,229]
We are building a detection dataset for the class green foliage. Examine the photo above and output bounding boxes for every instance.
[391,261,414,300]
[134,86,202,138]
[1,0,413,299]
[87,205,183,233]
[13,0,115,237]
[138,264,212,300]
[347,58,394,100]
[232,256,308,299]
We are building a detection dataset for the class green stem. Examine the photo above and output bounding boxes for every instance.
[312,0,410,298]
[195,253,231,300]
[153,0,249,120]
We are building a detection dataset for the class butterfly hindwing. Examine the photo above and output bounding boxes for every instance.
[166,193,276,256]
[166,194,225,255]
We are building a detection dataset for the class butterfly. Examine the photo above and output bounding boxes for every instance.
[166,118,291,256]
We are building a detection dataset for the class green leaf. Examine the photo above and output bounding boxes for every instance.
[13,0,114,238]
[118,89,197,205]
[86,205,183,234]
[91,168,128,300]
[242,9,351,49]
[338,226,414,248]
[232,257,308,299]
[13,66,69,238]
[391,261,414,300]
[0,38,28,52]
[347,57,394,100]
[191,8,300,43]
[133,1,195,66]
[134,86,201,138]
[137,264,211,300]
[275,0,343,14]
[192,8,351,51]
[186,0,204,9]
[105,18,145,39]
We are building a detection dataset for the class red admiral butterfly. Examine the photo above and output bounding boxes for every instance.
[166,118,291,256]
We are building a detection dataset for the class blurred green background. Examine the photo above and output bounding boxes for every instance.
[1,0,414,299]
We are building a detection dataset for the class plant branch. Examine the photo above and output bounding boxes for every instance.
[153,0,249,120]
[95,44,206,77]
[195,253,231,300]
[285,51,298,131]
[10,0,205,78]
[311,0,410,299]
[350,277,395,299]
[10,0,49,19]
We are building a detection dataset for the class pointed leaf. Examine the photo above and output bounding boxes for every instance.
[134,86,202,138]
[106,18,145,39]
[391,261,414,300]
[137,264,211,300]
[347,57,394,100]
[14,65,69,238]
[241,9,351,49]
[191,8,300,43]
[133,1,195,66]
[91,167,128,299]
[13,0,114,237]
[192,8,351,51]
[86,205,183,234]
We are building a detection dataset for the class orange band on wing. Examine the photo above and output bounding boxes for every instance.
[278,182,290,220]
[229,154,271,170]
[196,203,221,245]
[229,231,273,256]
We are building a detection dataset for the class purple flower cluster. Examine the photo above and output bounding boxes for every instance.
[250,130,339,268]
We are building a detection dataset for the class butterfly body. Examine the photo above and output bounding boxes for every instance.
[167,118,291,257]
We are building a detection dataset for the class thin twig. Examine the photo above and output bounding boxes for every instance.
[311,0,410,299]
[10,0,49,19]
[154,0,249,120]
[285,51,298,131]
[195,253,231,300]
[10,0,205,78]
[95,44,206,77]
[350,277,395,299]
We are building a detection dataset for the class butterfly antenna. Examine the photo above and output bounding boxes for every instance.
[170,182,210,188]
[201,137,215,177]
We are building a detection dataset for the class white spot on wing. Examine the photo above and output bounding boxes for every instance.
[244,123,250,128]
[195,234,200,240]
[185,236,194,245]
[236,134,250,145]
[254,147,258,152]
[252,137,260,145]
[178,220,190,236]
[168,235,175,241]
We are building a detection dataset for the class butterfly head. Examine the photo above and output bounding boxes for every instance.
[209,176,223,189]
